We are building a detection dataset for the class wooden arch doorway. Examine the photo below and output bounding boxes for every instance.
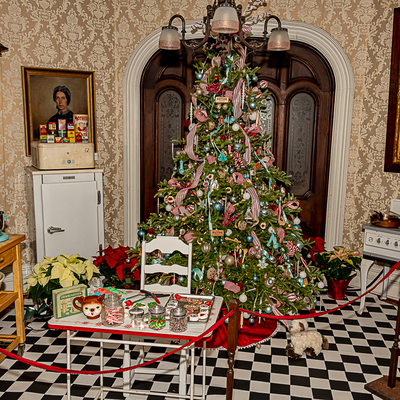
[140,42,335,239]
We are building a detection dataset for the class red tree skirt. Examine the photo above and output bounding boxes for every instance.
[196,310,279,350]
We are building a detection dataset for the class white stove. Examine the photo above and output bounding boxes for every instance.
[358,199,400,314]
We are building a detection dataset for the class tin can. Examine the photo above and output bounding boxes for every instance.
[170,306,187,332]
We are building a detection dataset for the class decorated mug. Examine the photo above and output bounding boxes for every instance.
[73,294,105,319]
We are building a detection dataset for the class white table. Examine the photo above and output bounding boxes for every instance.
[48,290,223,400]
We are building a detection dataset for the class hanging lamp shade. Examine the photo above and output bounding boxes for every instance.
[211,3,239,34]
[267,27,290,51]
[159,26,180,50]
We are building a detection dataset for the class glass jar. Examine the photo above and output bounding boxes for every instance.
[170,306,188,332]
[101,293,124,327]
[148,304,166,330]
[129,307,146,329]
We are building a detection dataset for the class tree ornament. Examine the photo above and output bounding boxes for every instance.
[221,279,226,285]
[213,274,219,281]
[207,267,217,280]
[261,209,269,217]
[293,217,301,225]
[224,255,235,266]
[299,271,307,279]
[173,215,180,222]
[222,103,229,110]
[297,242,304,250]
[138,229,146,238]
[204,145,210,152]
[249,112,257,121]
[249,316,255,325]
[246,235,253,243]
[253,275,258,282]
[213,202,223,212]
[197,189,203,197]
[166,204,172,212]
[196,88,203,96]
[164,253,170,260]
[226,229,232,236]
[233,143,242,152]
[265,305,272,314]
[216,104,222,110]
[249,101,257,109]
[243,312,250,319]
[239,293,248,303]
[201,243,211,253]
[243,192,251,200]
[196,72,203,80]
[317,281,325,289]
[178,276,185,283]
[232,123,240,131]
[171,276,178,284]
[252,75,258,82]
[213,75,218,81]
[265,277,275,288]
[296,277,304,286]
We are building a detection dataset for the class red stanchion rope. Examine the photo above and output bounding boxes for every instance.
[1,260,399,374]
[0,309,234,375]
[240,260,400,320]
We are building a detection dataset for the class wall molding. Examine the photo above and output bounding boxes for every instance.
[123,20,355,249]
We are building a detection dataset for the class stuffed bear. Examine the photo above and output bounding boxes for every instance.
[285,319,329,359]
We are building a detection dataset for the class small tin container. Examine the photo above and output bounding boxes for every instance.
[129,307,145,329]
[170,306,188,332]
[148,304,166,330]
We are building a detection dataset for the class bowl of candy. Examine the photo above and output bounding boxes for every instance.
[370,211,400,228]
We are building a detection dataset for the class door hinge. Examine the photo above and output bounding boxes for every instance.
[99,244,103,252]
[97,190,101,204]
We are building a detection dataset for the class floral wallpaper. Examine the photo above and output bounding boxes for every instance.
[0,0,400,272]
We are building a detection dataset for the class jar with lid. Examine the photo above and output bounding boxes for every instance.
[170,306,188,332]
[101,293,124,327]
[129,307,146,329]
[148,304,166,330]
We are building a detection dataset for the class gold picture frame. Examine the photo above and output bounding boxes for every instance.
[22,67,96,156]
[384,8,400,172]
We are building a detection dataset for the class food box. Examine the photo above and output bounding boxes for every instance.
[52,284,87,319]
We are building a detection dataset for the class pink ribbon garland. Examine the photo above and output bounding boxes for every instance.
[282,200,300,210]
[171,206,191,216]
[269,297,290,329]
[184,123,203,162]
[246,187,261,222]
[234,43,246,70]
[168,178,181,188]
[300,256,311,272]
[175,161,205,206]
[251,230,261,247]
[232,77,243,120]
[232,172,244,184]
[195,109,209,122]
[166,226,175,236]
[184,232,195,243]
[222,202,236,227]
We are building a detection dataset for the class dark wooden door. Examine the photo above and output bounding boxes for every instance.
[141,42,334,239]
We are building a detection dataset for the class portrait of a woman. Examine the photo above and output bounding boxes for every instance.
[48,85,74,125]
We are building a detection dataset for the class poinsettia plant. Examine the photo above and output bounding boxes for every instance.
[303,237,361,281]
[93,245,140,289]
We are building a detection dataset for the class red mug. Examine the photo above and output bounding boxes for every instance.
[73,294,105,319]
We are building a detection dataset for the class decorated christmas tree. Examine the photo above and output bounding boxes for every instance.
[136,10,325,321]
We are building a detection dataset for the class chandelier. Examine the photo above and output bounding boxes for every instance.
[0,42,8,57]
[159,0,290,52]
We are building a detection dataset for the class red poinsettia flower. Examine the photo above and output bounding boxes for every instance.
[183,120,190,127]
[93,245,131,282]
[148,227,155,235]
[270,204,277,211]
[220,134,227,141]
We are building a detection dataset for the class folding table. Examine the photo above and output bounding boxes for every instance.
[48,290,223,400]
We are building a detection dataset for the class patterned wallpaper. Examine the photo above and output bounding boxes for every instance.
[0,0,400,269]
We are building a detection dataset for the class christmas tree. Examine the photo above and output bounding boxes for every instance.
[136,17,325,321]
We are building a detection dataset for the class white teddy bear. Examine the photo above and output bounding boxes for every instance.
[285,319,329,359]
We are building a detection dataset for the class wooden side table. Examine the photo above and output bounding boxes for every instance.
[0,234,26,362]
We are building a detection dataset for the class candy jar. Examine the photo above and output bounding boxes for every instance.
[101,293,124,327]
[129,307,146,329]
[148,304,166,330]
[170,306,188,332]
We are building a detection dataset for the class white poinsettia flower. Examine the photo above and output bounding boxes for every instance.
[68,262,85,276]
[60,267,72,282]
[57,255,69,265]
[27,275,38,289]
[51,263,66,280]
[60,274,74,288]
[38,275,50,287]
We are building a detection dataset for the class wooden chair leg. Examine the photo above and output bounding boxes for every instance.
[226,299,239,400]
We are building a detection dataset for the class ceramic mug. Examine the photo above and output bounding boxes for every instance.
[73,294,105,319]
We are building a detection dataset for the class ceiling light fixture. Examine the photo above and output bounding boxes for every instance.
[158,0,290,52]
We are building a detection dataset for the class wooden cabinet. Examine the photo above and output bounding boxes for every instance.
[0,234,26,362]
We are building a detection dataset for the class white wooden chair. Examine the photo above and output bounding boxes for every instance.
[124,236,204,400]
[141,235,193,294]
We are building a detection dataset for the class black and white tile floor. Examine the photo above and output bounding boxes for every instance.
[0,291,398,400]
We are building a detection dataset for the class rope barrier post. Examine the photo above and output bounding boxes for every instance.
[226,298,239,400]
[365,298,400,398]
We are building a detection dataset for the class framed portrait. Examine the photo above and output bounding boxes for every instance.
[384,8,400,172]
[22,67,96,156]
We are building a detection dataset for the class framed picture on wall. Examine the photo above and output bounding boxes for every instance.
[384,8,400,172]
[21,67,96,156]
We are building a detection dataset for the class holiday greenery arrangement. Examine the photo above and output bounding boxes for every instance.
[134,5,326,319]
[26,254,100,302]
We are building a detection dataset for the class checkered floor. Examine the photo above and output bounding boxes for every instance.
[0,290,397,400]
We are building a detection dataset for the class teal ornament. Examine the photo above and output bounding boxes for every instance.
[179,160,184,174]
[218,152,227,162]
[213,202,223,211]
[250,96,255,102]
[173,215,180,222]
[196,72,203,80]
[249,101,257,109]
[249,316,255,325]
[221,279,226,285]
[265,306,272,314]
[261,250,268,256]
[151,259,158,264]
[137,229,146,238]
[246,235,253,243]
[253,275,258,282]
[297,242,304,250]
[260,201,264,207]
[269,255,276,263]
[252,75,258,82]
[233,143,242,152]
[204,145,210,152]
[243,173,249,179]
[164,253,170,259]
[178,276,185,283]
[296,277,304,286]
[261,209,269,217]
[192,268,203,281]
[224,63,229,68]
[229,167,235,173]
[254,184,258,189]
